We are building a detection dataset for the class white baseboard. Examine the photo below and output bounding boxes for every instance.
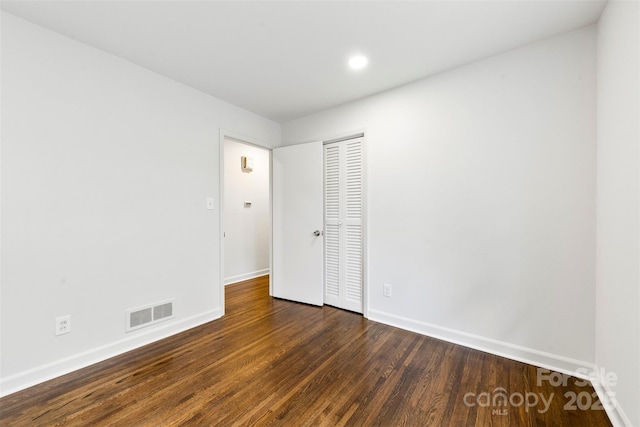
[4,303,631,427]
[371,308,635,425]
[224,269,269,285]
[591,368,633,427]
[367,309,595,378]
[0,307,223,398]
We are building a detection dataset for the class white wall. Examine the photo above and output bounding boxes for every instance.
[223,138,270,284]
[0,12,280,395]
[6,9,636,422]
[596,1,640,426]
[283,27,597,373]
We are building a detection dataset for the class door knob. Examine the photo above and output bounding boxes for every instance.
[313,230,323,236]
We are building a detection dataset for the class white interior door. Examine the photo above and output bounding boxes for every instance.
[324,137,363,313]
[272,141,324,306]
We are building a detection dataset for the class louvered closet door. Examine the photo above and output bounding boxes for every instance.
[324,137,363,313]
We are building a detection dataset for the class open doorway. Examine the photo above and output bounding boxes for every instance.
[222,136,271,290]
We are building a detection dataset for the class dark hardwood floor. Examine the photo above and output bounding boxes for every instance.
[0,276,612,426]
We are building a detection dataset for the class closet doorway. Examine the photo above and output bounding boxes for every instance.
[323,136,364,313]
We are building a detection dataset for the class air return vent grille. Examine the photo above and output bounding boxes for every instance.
[126,300,174,332]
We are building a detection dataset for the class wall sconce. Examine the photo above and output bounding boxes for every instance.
[241,156,253,172]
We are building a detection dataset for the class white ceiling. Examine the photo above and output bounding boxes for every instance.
[1,0,606,123]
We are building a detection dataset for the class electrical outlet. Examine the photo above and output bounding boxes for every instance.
[55,315,71,336]
[383,284,392,298]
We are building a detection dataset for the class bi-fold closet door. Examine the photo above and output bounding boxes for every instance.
[323,137,363,313]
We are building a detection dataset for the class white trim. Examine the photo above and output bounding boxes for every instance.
[373,305,633,424]
[224,269,270,286]
[286,128,369,148]
[361,130,369,319]
[221,131,274,151]
[367,308,595,377]
[269,148,273,297]
[591,367,633,427]
[323,132,365,145]
[219,129,226,316]
[0,308,223,398]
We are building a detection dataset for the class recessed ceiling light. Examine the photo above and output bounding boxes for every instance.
[348,55,368,70]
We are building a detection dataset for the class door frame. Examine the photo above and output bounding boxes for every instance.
[218,128,369,319]
[219,129,273,315]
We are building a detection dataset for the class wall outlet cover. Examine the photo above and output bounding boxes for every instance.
[55,315,71,336]
[383,284,392,298]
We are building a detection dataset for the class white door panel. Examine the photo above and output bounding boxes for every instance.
[272,142,324,306]
[324,138,363,313]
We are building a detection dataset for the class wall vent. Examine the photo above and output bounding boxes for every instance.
[126,300,174,332]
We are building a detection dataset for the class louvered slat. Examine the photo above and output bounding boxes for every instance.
[345,141,362,220]
[324,145,340,221]
[345,225,362,301]
[324,138,363,313]
[324,224,340,298]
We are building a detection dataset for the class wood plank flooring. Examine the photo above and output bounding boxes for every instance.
[0,276,612,426]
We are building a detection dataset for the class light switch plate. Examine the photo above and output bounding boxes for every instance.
[206,197,214,210]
